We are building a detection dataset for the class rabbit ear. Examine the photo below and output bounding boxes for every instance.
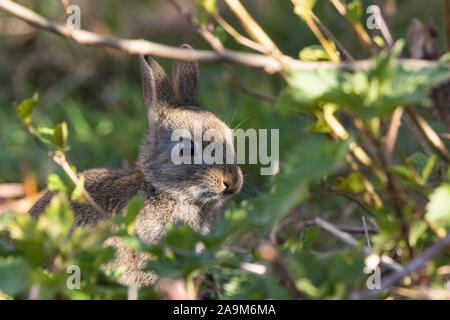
[140,55,174,125]
[172,44,199,106]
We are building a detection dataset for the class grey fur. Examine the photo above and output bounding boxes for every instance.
[29,45,243,288]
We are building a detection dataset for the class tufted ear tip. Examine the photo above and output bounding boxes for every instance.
[180,44,194,50]
[172,44,199,106]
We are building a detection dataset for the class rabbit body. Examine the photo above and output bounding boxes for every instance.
[29,45,243,287]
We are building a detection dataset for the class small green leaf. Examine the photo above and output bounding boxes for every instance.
[47,174,68,194]
[299,45,331,61]
[0,256,29,296]
[347,0,362,26]
[425,183,450,231]
[125,195,145,234]
[71,175,85,201]
[54,122,68,150]
[408,152,428,168]
[391,165,416,184]
[293,0,317,20]
[196,0,216,14]
[409,220,428,247]
[421,155,437,183]
[16,92,39,124]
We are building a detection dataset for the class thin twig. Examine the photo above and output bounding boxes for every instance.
[311,13,354,61]
[370,2,394,47]
[223,0,282,57]
[314,217,404,272]
[361,216,372,249]
[354,118,414,258]
[25,125,107,218]
[304,219,378,235]
[405,107,450,164]
[351,234,450,299]
[168,1,277,103]
[259,242,310,300]
[403,112,434,157]
[321,182,377,217]
[52,153,107,218]
[329,0,375,55]
[212,13,267,54]
[226,66,277,102]
[385,107,403,165]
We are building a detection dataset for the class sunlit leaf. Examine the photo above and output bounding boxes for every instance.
[54,122,68,151]
[16,92,39,125]
[425,184,450,232]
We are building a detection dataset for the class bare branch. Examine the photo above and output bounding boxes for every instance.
[259,242,310,300]
[371,1,395,47]
[329,0,376,55]
[405,107,450,164]
[25,125,108,218]
[226,67,277,102]
[351,234,450,299]
[314,217,404,272]
[385,107,403,164]
[223,0,282,57]
[0,0,437,73]
[212,13,267,54]
[311,13,354,61]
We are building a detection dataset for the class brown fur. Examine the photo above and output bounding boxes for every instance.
[29,45,243,287]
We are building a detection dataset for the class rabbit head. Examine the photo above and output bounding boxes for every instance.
[136,45,243,207]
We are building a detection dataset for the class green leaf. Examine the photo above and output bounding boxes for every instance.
[425,184,450,231]
[293,0,317,20]
[195,0,216,14]
[408,152,428,168]
[71,175,85,201]
[409,220,428,247]
[16,92,39,124]
[47,174,68,194]
[299,45,331,61]
[391,165,416,184]
[37,195,74,239]
[125,195,145,234]
[54,122,68,151]
[0,256,29,296]
[284,40,450,118]
[421,154,437,183]
[347,0,362,26]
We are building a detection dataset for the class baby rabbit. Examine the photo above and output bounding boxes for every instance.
[29,44,243,287]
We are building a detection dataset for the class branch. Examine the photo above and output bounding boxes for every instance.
[0,0,435,73]
[212,13,267,54]
[351,234,450,299]
[385,107,403,164]
[311,13,354,61]
[259,243,310,300]
[25,125,107,218]
[405,107,450,164]
[370,1,394,47]
[226,68,277,102]
[329,0,376,55]
[314,217,404,272]
[223,0,282,57]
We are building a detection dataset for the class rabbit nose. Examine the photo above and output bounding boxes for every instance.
[222,180,236,195]
[222,166,243,195]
